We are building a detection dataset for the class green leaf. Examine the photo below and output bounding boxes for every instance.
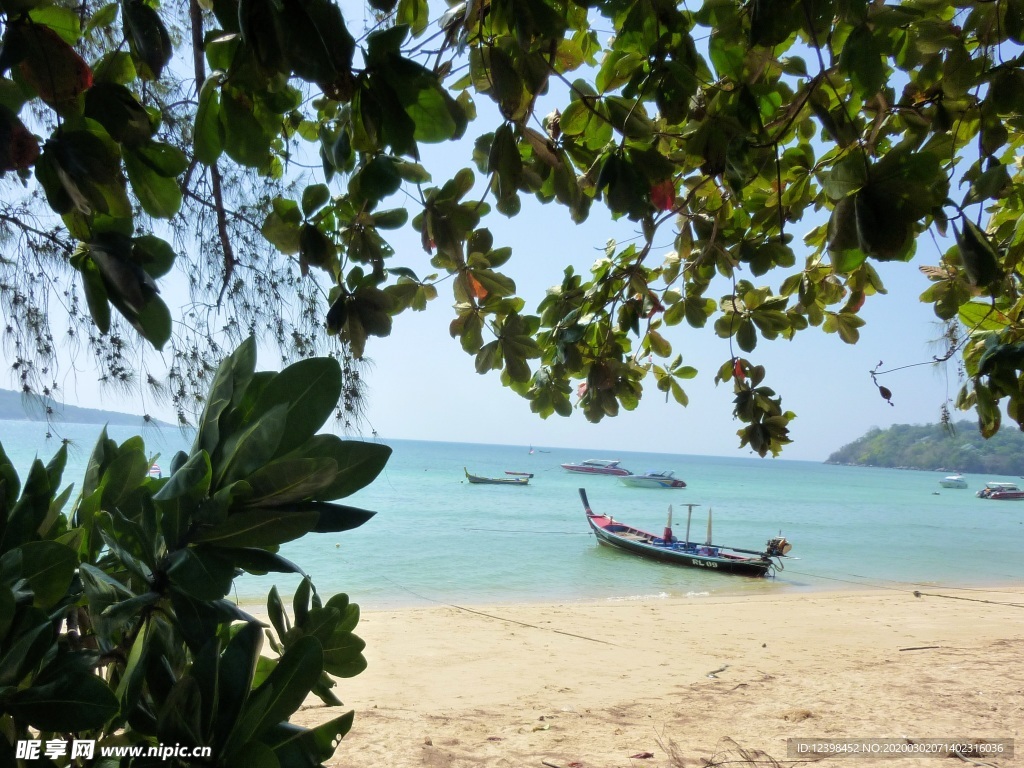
[154,450,211,546]
[244,458,338,507]
[839,23,886,98]
[99,446,149,508]
[307,501,376,533]
[84,82,154,147]
[132,234,176,278]
[958,301,1010,331]
[124,146,183,218]
[18,541,77,608]
[301,183,331,217]
[166,547,235,600]
[0,615,53,687]
[396,0,429,36]
[283,437,390,500]
[195,75,224,165]
[115,616,152,716]
[266,711,354,763]
[226,741,280,768]
[225,548,305,575]
[352,154,402,204]
[233,636,324,744]
[955,219,1003,289]
[7,671,119,731]
[157,675,203,746]
[216,620,264,741]
[736,318,757,352]
[320,626,366,678]
[824,153,868,201]
[122,0,172,80]
[1,459,51,554]
[263,198,303,254]
[221,89,272,168]
[214,403,288,487]
[29,6,82,43]
[194,337,257,458]
[191,508,319,548]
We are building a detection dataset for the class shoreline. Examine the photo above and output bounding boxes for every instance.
[236,572,1024,613]
[278,586,1024,767]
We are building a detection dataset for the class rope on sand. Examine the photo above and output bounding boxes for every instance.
[912,590,1024,608]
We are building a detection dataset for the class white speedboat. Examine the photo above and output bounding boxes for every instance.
[938,474,968,489]
[618,470,687,489]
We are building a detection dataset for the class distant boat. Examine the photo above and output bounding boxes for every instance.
[976,482,1024,500]
[464,468,531,486]
[619,470,687,489]
[579,490,791,577]
[938,474,967,489]
[561,459,631,476]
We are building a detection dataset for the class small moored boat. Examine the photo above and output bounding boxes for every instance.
[976,482,1024,500]
[939,474,968,489]
[619,470,687,489]
[579,490,791,577]
[561,459,631,476]
[464,468,531,486]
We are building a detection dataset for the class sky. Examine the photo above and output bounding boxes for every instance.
[24,167,963,463]
[3,5,978,463]
[348,192,964,462]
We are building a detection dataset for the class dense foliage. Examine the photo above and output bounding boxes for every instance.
[826,420,1024,474]
[2,0,1024,455]
[0,340,391,766]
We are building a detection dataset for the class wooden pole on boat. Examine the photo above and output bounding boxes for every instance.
[706,507,713,545]
[663,504,673,543]
[683,503,699,547]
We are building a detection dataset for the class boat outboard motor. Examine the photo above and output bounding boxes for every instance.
[765,536,792,557]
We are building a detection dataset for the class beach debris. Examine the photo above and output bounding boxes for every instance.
[780,708,814,722]
[486,737,503,742]
[898,645,942,652]
[706,664,729,678]
[629,752,654,759]
[533,722,550,731]
[423,737,433,746]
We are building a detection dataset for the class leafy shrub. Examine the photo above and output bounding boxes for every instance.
[0,338,390,766]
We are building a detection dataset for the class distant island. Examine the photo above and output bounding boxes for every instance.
[826,421,1024,475]
[0,388,173,428]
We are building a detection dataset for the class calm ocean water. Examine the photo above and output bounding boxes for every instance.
[3,419,1022,609]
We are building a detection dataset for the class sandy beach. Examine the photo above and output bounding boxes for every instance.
[283,587,1024,767]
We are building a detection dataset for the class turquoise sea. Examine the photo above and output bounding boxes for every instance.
[3,419,1023,609]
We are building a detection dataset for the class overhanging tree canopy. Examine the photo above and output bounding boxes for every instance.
[1,0,1023,454]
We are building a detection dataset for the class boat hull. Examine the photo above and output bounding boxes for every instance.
[465,468,530,485]
[466,476,529,485]
[586,514,772,576]
[619,475,687,489]
[977,482,1024,499]
[562,464,631,476]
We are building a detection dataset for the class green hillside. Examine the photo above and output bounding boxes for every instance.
[0,388,172,427]
[826,422,1024,475]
